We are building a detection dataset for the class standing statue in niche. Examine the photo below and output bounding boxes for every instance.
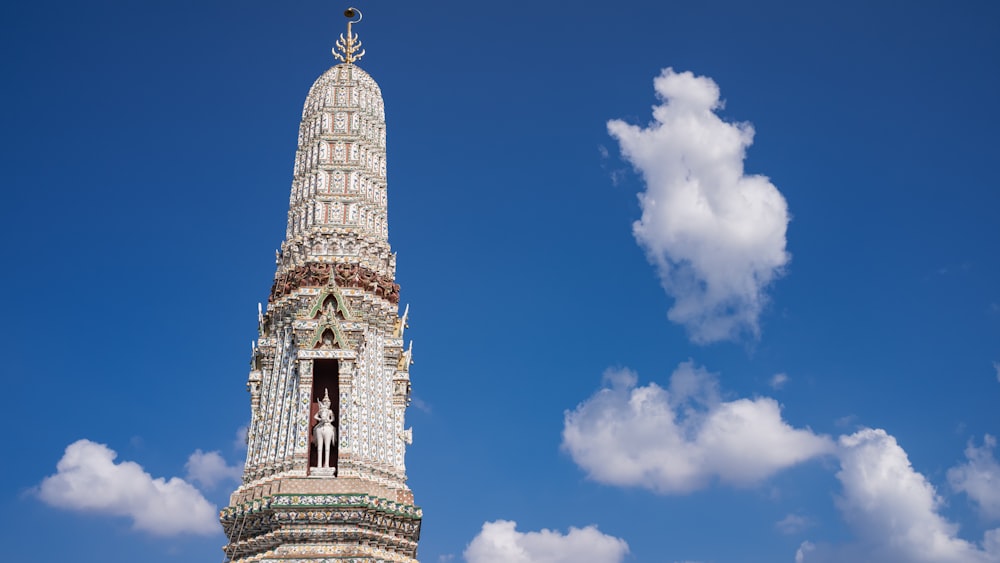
[313,388,337,471]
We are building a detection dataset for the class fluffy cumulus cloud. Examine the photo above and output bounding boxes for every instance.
[561,362,833,493]
[608,68,790,343]
[799,428,1000,562]
[464,520,628,563]
[37,439,219,536]
[185,449,243,489]
[948,434,1000,520]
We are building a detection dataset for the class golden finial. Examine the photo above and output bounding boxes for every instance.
[333,7,365,64]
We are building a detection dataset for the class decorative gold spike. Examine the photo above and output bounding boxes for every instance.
[333,7,365,64]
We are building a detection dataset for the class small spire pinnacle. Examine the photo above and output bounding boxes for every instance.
[333,7,365,64]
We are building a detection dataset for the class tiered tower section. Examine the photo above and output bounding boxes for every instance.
[222,15,420,562]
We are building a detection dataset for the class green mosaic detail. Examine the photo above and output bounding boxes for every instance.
[221,493,422,520]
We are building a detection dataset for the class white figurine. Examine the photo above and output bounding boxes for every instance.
[313,388,337,470]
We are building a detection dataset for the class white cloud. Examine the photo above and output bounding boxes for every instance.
[608,68,790,343]
[834,414,858,429]
[185,449,242,489]
[776,513,812,535]
[37,439,219,536]
[770,372,789,390]
[795,541,816,563]
[948,434,1000,520]
[993,361,1000,383]
[464,520,628,563]
[800,428,1000,562]
[234,425,248,451]
[411,395,433,414]
[561,362,833,494]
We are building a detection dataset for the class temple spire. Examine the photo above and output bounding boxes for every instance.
[222,8,419,561]
[333,7,365,64]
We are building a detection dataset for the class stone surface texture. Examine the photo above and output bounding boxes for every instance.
[222,62,419,563]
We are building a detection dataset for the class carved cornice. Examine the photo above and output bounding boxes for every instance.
[221,493,421,561]
[271,262,399,304]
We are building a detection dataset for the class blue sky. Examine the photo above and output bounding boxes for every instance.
[2,1,999,562]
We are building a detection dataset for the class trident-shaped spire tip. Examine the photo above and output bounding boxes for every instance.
[333,7,365,64]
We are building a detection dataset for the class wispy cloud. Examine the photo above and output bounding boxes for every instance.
[770,372,790,390]
[948,434,1000,520]
[776,513,813,535]
[834,415,859,429]
[464,520,629,563]
[37,439,218,536]
[411,396,433,414]
[993,361,1000,383]
[185,449,242,489]
[562,363,833,494]
[608,68,790,343]
[796,542,816,563]
[233,425,248,451]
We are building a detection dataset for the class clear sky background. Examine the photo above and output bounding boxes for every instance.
[2,1,999,562]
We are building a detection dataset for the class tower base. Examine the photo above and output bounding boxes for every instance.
[222,493,421,562]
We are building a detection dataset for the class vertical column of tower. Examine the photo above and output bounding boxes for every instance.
[292,358,312,472]
[337,358,355,469]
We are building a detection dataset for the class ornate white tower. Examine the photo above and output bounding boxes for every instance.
[221,9,421,562]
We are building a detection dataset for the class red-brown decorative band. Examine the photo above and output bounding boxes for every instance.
[270,262,400,303]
